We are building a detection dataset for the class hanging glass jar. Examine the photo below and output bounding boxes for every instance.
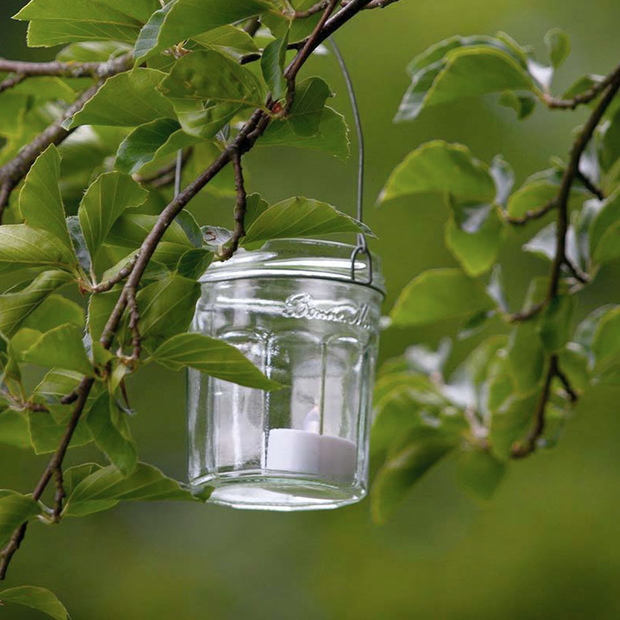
[187,238,385,511]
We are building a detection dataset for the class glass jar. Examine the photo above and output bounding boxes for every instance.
[188,238,385,511]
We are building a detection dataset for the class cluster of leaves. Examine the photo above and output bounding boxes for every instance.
[0,0,372,615]
[371,30,620,522]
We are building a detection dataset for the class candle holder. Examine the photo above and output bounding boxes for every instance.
[188,239,385,510]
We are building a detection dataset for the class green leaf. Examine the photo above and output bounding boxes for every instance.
[445,207,505,276]
[175,249,212,280]
[152,333,279,390]
[106,214,192,267]
[134,0,270,61]
[192,25,259,58]
[457,449,506,500]
[244,193,270,229]
[498,91,537,120]
[14,0,159,47]
[396,37,537,121]
[259,105,350,160]
[56,41,133,63]
[506,321,545,393]
[390,269,496,327]
[115,119,200,174]
[78,172,148,263]
[490,392,539,458]
[279,76,331,136]
[22,294,84,334]
[600,109,620,172]
[133,276,200,342]
[23,324,93,376]
[558,344,591,394]
[0,587,67,620]
[29,404,92,454]
[19,145,72,250]
[241,196,372,248]
[88,290,121,343]
[371,431,456,523]
[380,141,496,203]
[65,462,209,517]
[261,34,288,101]
[70,69,175,128]
[34,368,83,402]
[0,491,41,548]
[0,271,72,338]
[0,225,78,275]
[371,385,449,458]
[590,189,620,264]
[537,295,574,353]
[86,392,137,475]
[544,28,570,69]
[507,180,557,218]
[490,154,515,206]
[0,410,31,449]
[159,50,266,138]
[592,307,620,374]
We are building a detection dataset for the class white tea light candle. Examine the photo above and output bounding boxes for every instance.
[267,406,358,482]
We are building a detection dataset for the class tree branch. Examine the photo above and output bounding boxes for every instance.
[0,376,94,579]
[542,60,620,109]
[506,63,620,459]
[0,0,384,581]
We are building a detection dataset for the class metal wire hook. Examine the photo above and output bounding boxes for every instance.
[329,37,373,286]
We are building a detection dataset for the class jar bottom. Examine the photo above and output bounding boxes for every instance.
[191,470,366,511]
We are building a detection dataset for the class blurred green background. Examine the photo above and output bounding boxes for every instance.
[2,0,620,618]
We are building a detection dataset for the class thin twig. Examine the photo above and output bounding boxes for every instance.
[52,467,65,522]
[511,356,558,458]
[240,39,308,65]
[288,0,333,18]
[563,256,590,283]
[505,200,556,226]
[556,366,579,403]
[507,301,544,323]
[0,73,26,95]
[576,170,605,200]
[542,61,620,109]
[91,255,139,293]
[218,150,248,261]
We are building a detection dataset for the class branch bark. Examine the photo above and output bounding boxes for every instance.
[217,150,247,261]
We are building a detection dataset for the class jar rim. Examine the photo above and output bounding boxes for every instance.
[200,238,386,295]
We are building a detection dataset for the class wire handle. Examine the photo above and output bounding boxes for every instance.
[328,37,373,286]
[172,39,373,285]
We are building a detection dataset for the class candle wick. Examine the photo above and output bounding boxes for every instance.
[303,406,321,434]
